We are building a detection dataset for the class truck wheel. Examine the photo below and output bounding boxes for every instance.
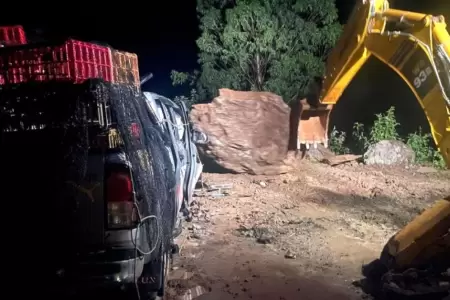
[157,250,171,298]
[173,218,183,238]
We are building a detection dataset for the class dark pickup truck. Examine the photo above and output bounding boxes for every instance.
[1,80,203,299]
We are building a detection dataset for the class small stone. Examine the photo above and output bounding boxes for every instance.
[256,235,273,244]
[188,224,199,230]
[285,250,296,259]
[259,181,267,187]
[191,233,202,239]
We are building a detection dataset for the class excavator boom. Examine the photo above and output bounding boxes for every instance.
[300,0,450,290]
[319,0,450,166]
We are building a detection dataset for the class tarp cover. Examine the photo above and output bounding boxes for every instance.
[0,80,175,274]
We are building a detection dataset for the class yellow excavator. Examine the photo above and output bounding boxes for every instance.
[297,0,449,297]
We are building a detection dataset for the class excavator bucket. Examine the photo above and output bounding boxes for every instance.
[289,98,333,151]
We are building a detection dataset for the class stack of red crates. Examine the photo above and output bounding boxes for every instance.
[0,25,27,47]
[111,49,140,87]
[0,39,113,85]
[0,26,140,89]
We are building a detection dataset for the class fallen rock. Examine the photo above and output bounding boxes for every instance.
[322,154,362,166]
[364,140,415,166]
[190,89,293,175]
[305,144,335,162]
[305,144,361,166]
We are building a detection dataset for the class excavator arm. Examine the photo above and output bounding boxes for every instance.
[312,0,450,273]
[320,0,450,167]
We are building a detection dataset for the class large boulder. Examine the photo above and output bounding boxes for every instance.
[364,140,415,166]
[190,89,293,175]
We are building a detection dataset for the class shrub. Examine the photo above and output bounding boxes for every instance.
[369,106,400,143]
[329,127,350,154]
[352,122,369,153]
[406,128,434,165]
[344,106,445,169]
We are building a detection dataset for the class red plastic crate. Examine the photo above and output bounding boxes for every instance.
[0,25,27,46]
[0,39,113,85]
[111,49,140,88]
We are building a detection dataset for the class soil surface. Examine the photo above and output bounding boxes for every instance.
[166,161,450,300]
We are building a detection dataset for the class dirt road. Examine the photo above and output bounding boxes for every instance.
[166,161,450,300]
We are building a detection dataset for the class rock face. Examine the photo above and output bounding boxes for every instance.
[190,89,292,175]
[364,140,415,166]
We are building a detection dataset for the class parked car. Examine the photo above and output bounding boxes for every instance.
[142,91,204,234]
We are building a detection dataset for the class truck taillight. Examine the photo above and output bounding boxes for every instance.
[106,172,137,229]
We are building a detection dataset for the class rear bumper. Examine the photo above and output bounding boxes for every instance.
[52,249,145,294]
[72,255,145,283]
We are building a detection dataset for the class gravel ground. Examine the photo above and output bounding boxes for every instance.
[165,161,450,300]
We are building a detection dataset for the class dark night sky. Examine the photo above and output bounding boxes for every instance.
[3,2,200,97]
[2,0,448,135]
[1,1,357,97]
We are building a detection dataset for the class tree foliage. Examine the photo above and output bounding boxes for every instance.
[199,0,341,101]
[172,0,341,103]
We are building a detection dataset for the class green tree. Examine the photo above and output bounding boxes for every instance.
[172,0,341,103]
